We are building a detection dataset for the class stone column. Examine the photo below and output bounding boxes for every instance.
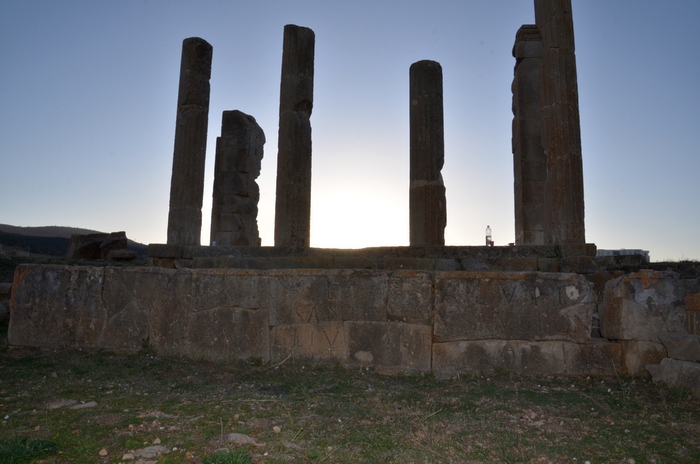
[274,25,315,247]
[512,25,546,246]
[409,60,446,246]
[210,110,265,247]
[534,0,585,245]
[166,37,213,246]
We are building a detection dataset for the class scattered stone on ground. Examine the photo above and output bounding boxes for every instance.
[133,445,168,458]
[226,432,256,445]
[71,400,98,409]
[47,399,78,410]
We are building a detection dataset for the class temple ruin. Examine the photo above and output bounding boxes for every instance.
[7,1,700,392]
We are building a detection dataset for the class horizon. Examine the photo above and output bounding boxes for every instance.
[1,1,698,261]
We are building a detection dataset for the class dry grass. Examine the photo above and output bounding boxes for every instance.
[0,341,699,463]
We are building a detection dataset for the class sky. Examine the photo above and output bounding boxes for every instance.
[1,1,698,262]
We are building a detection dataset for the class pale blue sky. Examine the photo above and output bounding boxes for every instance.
[1,1,698,261]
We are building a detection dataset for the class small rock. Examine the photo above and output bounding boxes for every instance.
[226,433,256,445]
[47,399,78,410]
[152,438,161,444]
[273,426,281,434]
[134,445,168,458]
[122,453,135,460]
[71,401,98,410]
[284,442,303,451]
[99,448,108,456]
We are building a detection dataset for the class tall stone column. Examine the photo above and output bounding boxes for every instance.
[535,0,585,244]
[409,60,446,246]
[512,25,546,246]
[210,110,265,247]
[274,25,315,247]
[167,37,213,246]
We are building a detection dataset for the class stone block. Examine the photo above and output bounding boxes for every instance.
[387,270,432,324]
[9,264,105,349]
[345,322,431,373]
[327,271,388,321]
[687,311,700,335]
[434,272,594,343]
[647,358,700,398]
[185,306,269,362]
[270,322,345,362]
[147,268,269,361]
[658,332,700,363]
[599,270,688,341]
[618,340,666,376]
[333,256,377,270]
[0,283,12,299]
[267,271,330,325]
[564,340,622,376]
[147,244,184,259]
[377,258,435,271]
[432,340,568,376]
[66,232,128,260]
[101,267,166,351]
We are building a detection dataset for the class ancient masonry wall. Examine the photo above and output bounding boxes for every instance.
[8,265,700,381]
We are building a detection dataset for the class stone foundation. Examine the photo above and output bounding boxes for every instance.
[8,263,699,383]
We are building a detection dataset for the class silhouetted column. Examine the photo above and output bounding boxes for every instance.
[210,110,265,247]
[167,37,213,246]
[409,60,446,246]
[274,25,315,247]
[535,0,585,245]
[512,25,546,245]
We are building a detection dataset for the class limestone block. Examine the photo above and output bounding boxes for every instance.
[0,301,8,324]
[147,268,268,361]
[647,358,700,398]
[688,311,700,335]
[270,322,345,362]
[564,340,622,376]
[101,267,168,351]
[185,305,269,362]
[432,340,568,376]
[0,283,12,299]
[66,232,128,260]
[327,271,388,321]
[434,272,594,343]
[387,270,432,324]
[9,264,105,348]
[268,270,387,325]
[658,332,700,363]
[266,271,328,325]
[345,322,431,373]
[599,270,688,341]
[617,340,666,376]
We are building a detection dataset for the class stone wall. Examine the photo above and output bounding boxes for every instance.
[8,265,699,383]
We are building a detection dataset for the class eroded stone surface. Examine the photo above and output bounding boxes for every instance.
[345,322,431,373]
[618,340,666,376]
[600,270,689,340]
[434,272,594,343]
[270,322,345,362]
[659,332,700,363]
[647,358,700,398]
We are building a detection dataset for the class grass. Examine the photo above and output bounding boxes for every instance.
[0,344,698,463]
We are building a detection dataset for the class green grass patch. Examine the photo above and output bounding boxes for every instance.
[0,437,59,463]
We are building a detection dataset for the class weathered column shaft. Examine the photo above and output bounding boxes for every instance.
[167,37,212,246]
[409,60,446,246]
[512,25,546,246]
[535,0,585,244]
[274,24,315,247]
[210,110,265,247]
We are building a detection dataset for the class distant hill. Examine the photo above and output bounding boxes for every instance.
[0,224,102,239]
[0,224,148,257]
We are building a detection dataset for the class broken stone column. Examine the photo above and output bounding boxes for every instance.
[534,0,585,245]
[274,25,315,247]
[167,37,213,246]
[210,110,265,247]
[512,25,546,246]
[409,60,446,246]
